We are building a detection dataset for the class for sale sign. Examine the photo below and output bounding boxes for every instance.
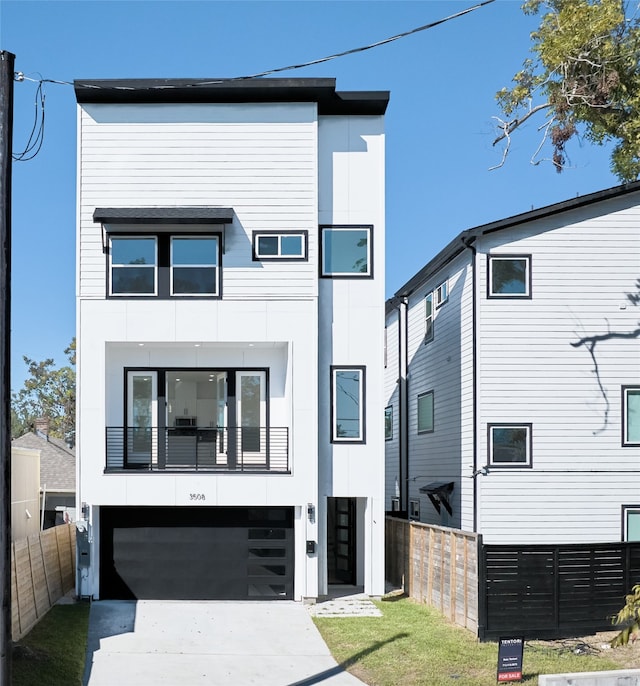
[497,636,524,682]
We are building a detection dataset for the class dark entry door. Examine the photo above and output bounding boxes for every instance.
[327,497,356,584]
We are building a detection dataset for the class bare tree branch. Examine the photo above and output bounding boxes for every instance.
[492,103,553,147]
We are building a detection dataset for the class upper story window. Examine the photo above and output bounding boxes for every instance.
[320,225,373,278]
[623,386,640,446]
[331,366,366,443]
[385,406,393,440]
[109,234,221,298]
[110,237,157,295]
[252,231,308,261]
[417,391,434,434]
[425,293,434,343]
[435,280,448,307]
[488,255,531,298]
[171,237,219,295]
[488,423,532,467]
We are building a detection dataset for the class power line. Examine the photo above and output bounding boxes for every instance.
[10,0,495,159]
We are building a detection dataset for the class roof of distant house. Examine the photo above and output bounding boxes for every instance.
[73,77,390,115]
[12,431,75,492]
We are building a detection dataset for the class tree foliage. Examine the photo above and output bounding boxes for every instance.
[495,0,640,180]
[11,339,76,441]
[611,583,640,646]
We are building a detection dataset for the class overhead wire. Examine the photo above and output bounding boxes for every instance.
[10,0,495,159]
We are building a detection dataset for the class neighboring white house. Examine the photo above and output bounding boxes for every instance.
[75,77,388,600]
[385,182,640,545]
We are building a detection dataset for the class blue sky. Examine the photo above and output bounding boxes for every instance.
[1,0,617,389]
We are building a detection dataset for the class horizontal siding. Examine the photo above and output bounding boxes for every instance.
[384,310,401,508]
[476,198,640,543]
[78,104,319,300]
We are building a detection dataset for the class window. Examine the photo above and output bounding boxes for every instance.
[320,225,372,277]
[109,233,221,298]
[110,236,157,295]
[171,237,219,295]
[417,391,434,434]
[623,506,640,541]
[623,386,640,446]
[488,423,532,467]
[425,293,434,343]
[409,499,420,521]
[385,406,393,440]
[488,255,531,298]
[435,280,448,307]
[391,498,400,512]
[331,366,366,443]
[252,231,307,261]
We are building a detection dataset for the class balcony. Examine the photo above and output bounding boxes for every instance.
[105,427,289,473]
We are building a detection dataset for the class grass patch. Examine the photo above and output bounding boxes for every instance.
[313,596,623,685]
[12,602,90,686]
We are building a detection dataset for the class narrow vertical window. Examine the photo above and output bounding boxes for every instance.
[623,386,640,446]
[425,293,434,343]
[385,406,393,440]
[435,280,448,307]
[331,366,366,443]
[417,391,434,434]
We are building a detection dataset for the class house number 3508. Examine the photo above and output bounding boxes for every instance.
[189,493,206,501]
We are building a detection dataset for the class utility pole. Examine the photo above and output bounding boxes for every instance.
[0,50,14,686]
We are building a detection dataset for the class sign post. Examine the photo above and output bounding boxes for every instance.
[497,636,524,683]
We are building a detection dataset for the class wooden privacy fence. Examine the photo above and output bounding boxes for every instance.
[11,524,76,640]
[386,517,480,633]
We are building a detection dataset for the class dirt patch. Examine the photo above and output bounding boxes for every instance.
[528,630,640,670]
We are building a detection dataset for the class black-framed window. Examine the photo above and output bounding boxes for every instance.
[488,255,532,298]
[109,233,221,298]
[385,406,393,440]
[488,423,532,467]
[622,505,640,541]
[623,386,640,446]
[320,225,373,278]
[252,231,308,261]
[425,293,434,343]
[435,280,448,307]
[417,391,434,434]
[331,366,366,443]
[409,499,420,521]
[390,497,400,512]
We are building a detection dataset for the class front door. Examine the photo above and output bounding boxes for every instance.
[327,497,356,585]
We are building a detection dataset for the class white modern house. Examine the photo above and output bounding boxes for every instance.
[385,182,640,545]
[74,78,388,600]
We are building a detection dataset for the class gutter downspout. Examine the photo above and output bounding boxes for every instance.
[462,237,479,532]
[398,298,409,516]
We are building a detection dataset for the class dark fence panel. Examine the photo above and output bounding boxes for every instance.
[479,542,640,641]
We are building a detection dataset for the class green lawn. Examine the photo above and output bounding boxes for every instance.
[314,596,625,686]
[12,602,90,686]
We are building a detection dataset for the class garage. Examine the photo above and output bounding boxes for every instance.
[99,506,294,600]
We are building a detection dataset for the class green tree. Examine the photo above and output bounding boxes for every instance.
[11,339,76,441]
[494,0,640,181]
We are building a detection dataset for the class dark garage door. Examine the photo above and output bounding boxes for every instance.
[100,506,294,600]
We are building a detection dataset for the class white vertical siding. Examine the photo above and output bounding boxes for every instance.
[476,197,640,543]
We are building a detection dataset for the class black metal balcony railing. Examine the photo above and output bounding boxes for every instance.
[105,427,289,473]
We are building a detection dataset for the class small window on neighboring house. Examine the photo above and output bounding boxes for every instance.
[331,366,366,443]
[623,506,640,541]
[385,406,393,440]
[320,225,372,277]
[252,231,307,261]
[623,386,640,446]
[171,236,219,295]
[409,499,420,521]
[391,498,400,512]
[488,255,531,298]
[110,236,157,295]
[425,293,434,343]
[417,391,434,434]
[489,423,532,467]
[384,327,388,368]
[435,280,448,307]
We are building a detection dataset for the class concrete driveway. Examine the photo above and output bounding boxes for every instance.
[82,600,367,686]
